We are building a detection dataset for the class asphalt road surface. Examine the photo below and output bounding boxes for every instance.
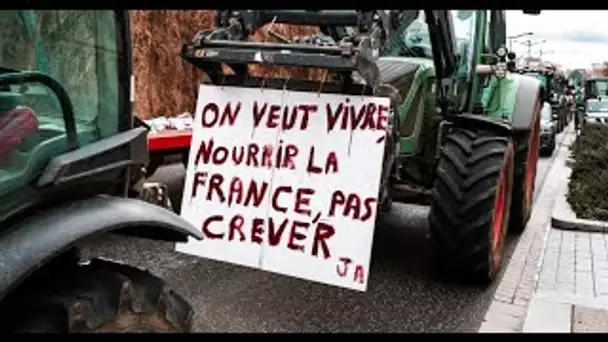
[81,135,561,332]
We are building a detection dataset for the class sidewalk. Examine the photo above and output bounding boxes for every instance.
[523,128,608,333]
[478,124,572,333]
[480,123,608,332]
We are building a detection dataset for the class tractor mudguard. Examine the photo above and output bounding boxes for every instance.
[510,74,542,132]
[450,113,512,136]
[0,195,202,300]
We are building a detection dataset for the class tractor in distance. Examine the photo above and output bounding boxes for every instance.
[581,76,608,126]
[181,9,543,283]
[0,10,201,332]
[519,64,567,132]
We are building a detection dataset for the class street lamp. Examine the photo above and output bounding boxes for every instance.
[508,32,533,50]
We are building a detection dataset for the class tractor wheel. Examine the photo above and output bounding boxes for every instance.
[2,259,193,333]
[428,128,514,283]
[181,150,190,169]
[509,114,540,234]
[146,151,164,178]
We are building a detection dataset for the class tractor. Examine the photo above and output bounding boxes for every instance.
[580,76,608,128]
[181,9,543,283]
[583,76,608,102]
[0,10,201,332]
[519,64,567,132]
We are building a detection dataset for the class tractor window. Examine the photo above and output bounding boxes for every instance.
[382,9,477,69]
[587,81,608,98]
[450,11,477,77]
[382,11,432,59]
[0,10,121,196]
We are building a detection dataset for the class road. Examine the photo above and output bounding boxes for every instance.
[81,136,560,332]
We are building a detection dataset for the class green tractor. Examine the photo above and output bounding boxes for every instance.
[183,9,543,283]
[0,11,201,332]
[520,65,567,132]
[584,76,608,101]
[579,76,608,128]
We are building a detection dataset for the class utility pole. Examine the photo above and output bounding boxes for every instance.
[520,39,546,58]
[507,32,533,51]
[539,49,554,59]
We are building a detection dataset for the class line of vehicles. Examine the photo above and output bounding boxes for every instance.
[514,60,601,156]
[0,9,556,332]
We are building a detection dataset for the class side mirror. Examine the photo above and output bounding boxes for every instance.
[523,10,542,15]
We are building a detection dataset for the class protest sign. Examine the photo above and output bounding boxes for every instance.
[176,84,390,291]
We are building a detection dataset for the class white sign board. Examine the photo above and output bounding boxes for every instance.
[176,84,390,292]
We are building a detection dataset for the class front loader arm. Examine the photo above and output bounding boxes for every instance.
[182,10,413,92]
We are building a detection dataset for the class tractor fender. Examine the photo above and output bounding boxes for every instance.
[510,73,542,132]
[0,195,202,299]
[450,113,512,137]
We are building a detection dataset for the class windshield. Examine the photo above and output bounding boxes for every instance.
[382,10,477,76]
[587,101,608,113]
[0,10,122,197]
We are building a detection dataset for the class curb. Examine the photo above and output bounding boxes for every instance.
[478,124,574,333]
[550,136,608,233]
[520,124,577,333]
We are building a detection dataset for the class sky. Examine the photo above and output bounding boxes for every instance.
[506,10,608,70]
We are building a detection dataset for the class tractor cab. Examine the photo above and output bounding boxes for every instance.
[0,10,200,333]
[584,77,608,101]
[581,76,608,116]
[0,10,137,222]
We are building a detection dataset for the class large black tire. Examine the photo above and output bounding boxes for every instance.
[0,259,194,333]
[146,151,165,178]
[181,150,190,169]
[509,113,540,234]
[429,128,514,283]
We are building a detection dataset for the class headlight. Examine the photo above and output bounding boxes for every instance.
[496,46,507,58]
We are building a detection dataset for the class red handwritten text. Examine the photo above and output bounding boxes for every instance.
[325,98,389,132]
[200,214,335,259]
[336,257,365,284]
[253,102,319,130]
[194,138,298,170]
[191,172,316,215]
[200,101,242,128]
[328,190,377,222]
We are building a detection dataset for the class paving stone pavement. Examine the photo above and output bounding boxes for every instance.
[478,123,575,333]
[523,126,608,332]
[537,229,608,300]
[524,228,608,332]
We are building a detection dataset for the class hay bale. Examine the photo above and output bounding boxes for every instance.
[130,10,213,120]
[131,11,323,120]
